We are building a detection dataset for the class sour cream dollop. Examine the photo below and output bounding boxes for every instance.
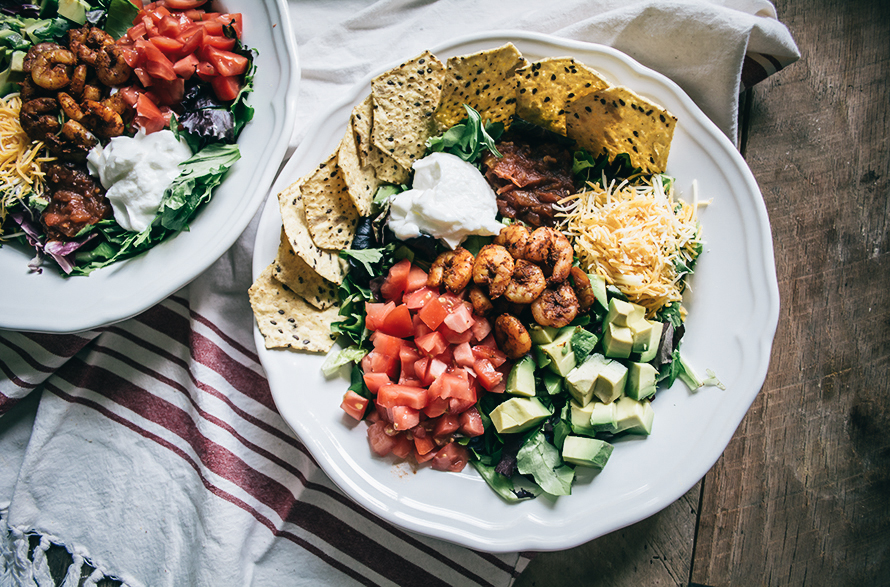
[387,152,504,248]
[87,128,192,232]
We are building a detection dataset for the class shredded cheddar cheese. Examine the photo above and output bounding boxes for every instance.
[557,175,705,317]
[0,93,55,240]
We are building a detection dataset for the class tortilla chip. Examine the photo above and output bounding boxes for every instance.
[515,57,609,135]
[565,85,676,174]
[249,263,340,353]
[368,143,410,184]
[338,119,379,217]
[277,180,348,285]
[370,50,445,171]
[271,228,339,310]
[351,96,375,168]
[435,43,526,131]
[301,152,360,250]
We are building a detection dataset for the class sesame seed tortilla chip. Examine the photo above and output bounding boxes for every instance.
[515,57,609,136]
[352,95,374,168]
[271,228,339,310]
[249,263,340,353]
[338,118,379,217]
[277,180,348,285]
[368,142,410,184]
[301,152,360,250]
[370,50,445,171]
[435,43,526,131]
[565,85,677,174]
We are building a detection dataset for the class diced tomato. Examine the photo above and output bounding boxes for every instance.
[399,344,421,379]
[134,93,166,133]
[390,433,413,458]
[449,397,476,413]
[136,39,177,80]
[433,413,460,437]
[173,53,199,79]
[133,66,153,87]
[164,0,209,9]
[489,379,507,394]
[443,303,475,333]
[477,333,498,350]
[376,304,413,338]
[195,60,217,80]
[202,34,237,52]
[459,407,485,437]
[417,295,448,330]
[149,35,184,54]
[405,265,428,292]
[146,77,184,106]
[413,357,430,386]
[200,19,224,36]
[453,342,475,369]
[128,22,148,41]
[217,13,243,37]
[473,358,503,391]
[367,420,396,456]
[340,390,369,421]
[379,258,410,302]
[428,371,473,402]
[158,13,188,36]
[118,86,141,107]
[377,384,427,410]
[428,358,448,381]
[403,286,435,310]
[423,397,448,418]
[176,25,204,53]
[183,8,206,20]
[362,371,391,394]
[437,292,463,313]
[391,406,421,431]
[471,317,492,342]
[414,446,436,463]
[371,331,402,355]
[434,345,454,366]
[415,331,448,357]
[430,442,469,472]
[361,351,398,380]
[365,301,395,332]
[412,313,432,340]
[438,322,474,345]
[472,345,507,368]
[210,74,241,101]
[374,400,393,423]
[413,434,435,456]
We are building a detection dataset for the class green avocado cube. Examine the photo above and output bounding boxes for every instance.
[542,370,563,396]
[506,355,536,397]
[565,353,609,406]
[562,436,614,468]
[58,0,90,24]
[593,359,627,404]
[569,400,597,437]
[539,328,576,376]
[589,273,608,311]
[626,362,658,401]
[613,396,655,435]
[529,324,560,345]
[602,322,633,359]
[637,320,664,363]
[489,397,553,434]
[629,317,654,353]
[589,400,619,433]
[605,298,645,327]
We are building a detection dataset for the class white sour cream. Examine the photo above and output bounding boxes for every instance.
[387,152,504,248]
[87,128,192,232]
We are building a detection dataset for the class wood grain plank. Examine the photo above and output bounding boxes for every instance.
[691,0,890,585]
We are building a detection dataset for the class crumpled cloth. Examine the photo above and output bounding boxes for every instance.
[0,1,798,586]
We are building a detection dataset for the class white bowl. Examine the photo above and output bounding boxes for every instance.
[0,0,299,334]
[253,31,779,553]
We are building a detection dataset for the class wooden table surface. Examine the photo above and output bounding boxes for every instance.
[516,1,890,585]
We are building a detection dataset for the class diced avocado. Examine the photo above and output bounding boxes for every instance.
[589,400,619,433]
[570,327,598,361]
[58,0,90,24]
[506,355,536,397]
[562,436,613,468]
[533,345,551,368]
[10,51,25,73]
[489,397,553,434]
[605,298,645,327]
[542,370,563,396]
[565,353,609,406]
[626,362,658,401]
[613,396,655,435]
[539,328,576,376]
[636,320,664,363]
[569,400,597,436]
[593,358,627,404]
[602,322,633,359]
[589,273,608,311]
[629,317,654,353]
[528,324,560,345]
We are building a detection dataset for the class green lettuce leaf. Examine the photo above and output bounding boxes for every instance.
[516,430,574,496]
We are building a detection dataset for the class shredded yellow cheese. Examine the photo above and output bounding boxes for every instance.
[557,175,704,317]
[0,93,55,240]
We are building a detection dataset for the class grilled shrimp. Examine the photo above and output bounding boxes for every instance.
[31,48,76,90]
[525,226,573,285]
[81,85,103,102]
[69,27,113,67]
[428,247,475,293]
[504,259,547,304]
[530,281,580,328]
[472,244,515,298]
[20,97,60,141]
[493,314,532,360]
[57,92,84,121]
[22,43,62,74]
[95,45,132,86]
[468,285,494,316]
[82,99,124,138]
[493,223,530,260]
[570,266,598,312]
[46,120,99,161]
[68,64,88,97]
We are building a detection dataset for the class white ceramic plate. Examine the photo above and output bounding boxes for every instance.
[253,31,779,553]
[0,0,299,334]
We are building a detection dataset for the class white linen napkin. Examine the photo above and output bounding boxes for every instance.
[0,1,798,586]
